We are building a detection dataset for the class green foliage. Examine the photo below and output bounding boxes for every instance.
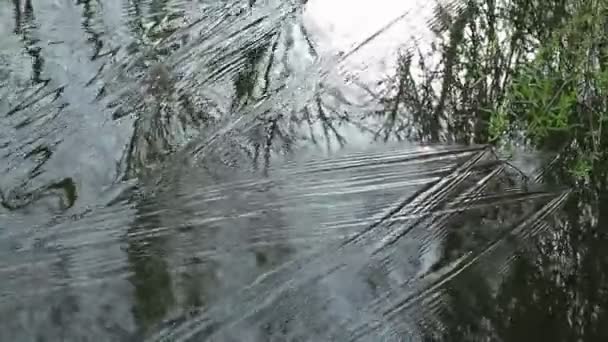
[506,65,575,144]
[570,155,593,179]
[485,0,608,180]
[488,105,509,142]
[387,0,607,180]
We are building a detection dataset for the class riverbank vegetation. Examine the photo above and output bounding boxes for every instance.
[387,0,608,184]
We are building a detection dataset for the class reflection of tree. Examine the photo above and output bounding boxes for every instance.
[485,188,608,341]
[383,0,608,340]
[117,3,580,336]
[13,0,46,84]
[78,0,103,60]
[127,201,176,336]
[123,160,299,337]
[410,151,564,340]
[120,0,356,176]
[222,13,362,166]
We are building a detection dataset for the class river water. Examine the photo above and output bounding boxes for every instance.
[0,0,606,341]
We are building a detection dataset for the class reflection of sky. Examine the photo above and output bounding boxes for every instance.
[304,0,446,89]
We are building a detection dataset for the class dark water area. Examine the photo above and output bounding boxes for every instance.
[1,0,608,341]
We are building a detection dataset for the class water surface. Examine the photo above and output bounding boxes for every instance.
[1,0,606,341]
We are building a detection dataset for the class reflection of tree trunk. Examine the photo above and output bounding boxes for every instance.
[433,5,471,143]
[127,205,175,337]
[12,0,21,34]
[78,0,104,60]
[13,0,47,84]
